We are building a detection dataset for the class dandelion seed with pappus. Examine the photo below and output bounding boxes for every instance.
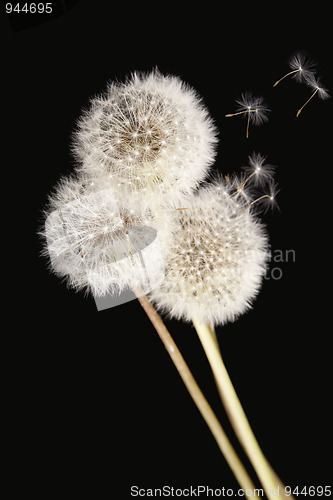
[242,152,276,187]
[273,52,316,87]
[296,75,330,117]
[231,152,276,201]
[225,92,269,138]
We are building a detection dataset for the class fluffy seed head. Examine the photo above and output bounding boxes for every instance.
[41,174,170,297]
[72,70,218,205]
[149,179,270,326]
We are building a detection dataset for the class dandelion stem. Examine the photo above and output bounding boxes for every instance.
[244,194,271,212]
[225,110,256,118]
[225,111,248,117]
[273,69,299,87]
[206,324,295,500]
[230,172,255,198]
[132,285,260,499]
[246,112,250,139]
[192,317,284,500]
[239,172,256,193]
[296,89,318,117]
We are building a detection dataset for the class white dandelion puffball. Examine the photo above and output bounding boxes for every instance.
[42,175,170,297]
[72,70,218,204]
[149,179,270,326]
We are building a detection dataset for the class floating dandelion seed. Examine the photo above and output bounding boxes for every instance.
[273,52,316,87]
[245,182,279,213]
[296,75,330,117]
[225,92,269,138]
[241,152,276,188]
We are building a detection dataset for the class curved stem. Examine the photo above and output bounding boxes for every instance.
[244,194,271,212]
[296,89,318,117]
[225,109,257,118]
[132,285,260,499]
[273,69,298,87]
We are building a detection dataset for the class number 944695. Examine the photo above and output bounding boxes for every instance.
[6,3,53,14]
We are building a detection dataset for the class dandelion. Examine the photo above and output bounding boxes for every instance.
[225,92,269,138]
[72,69,218,205]
[273,52,316,87]
[40,68,293,500]
[149,178,287,500]
[41,174,170,297]
[296,75,330,117]
[149,179,270,326]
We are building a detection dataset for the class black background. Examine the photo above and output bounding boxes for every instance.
[2,1,332,497]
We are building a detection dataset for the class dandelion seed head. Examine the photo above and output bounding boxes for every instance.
[72,69,218,205]
[41,174,171,297]
[149,179,270,326]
